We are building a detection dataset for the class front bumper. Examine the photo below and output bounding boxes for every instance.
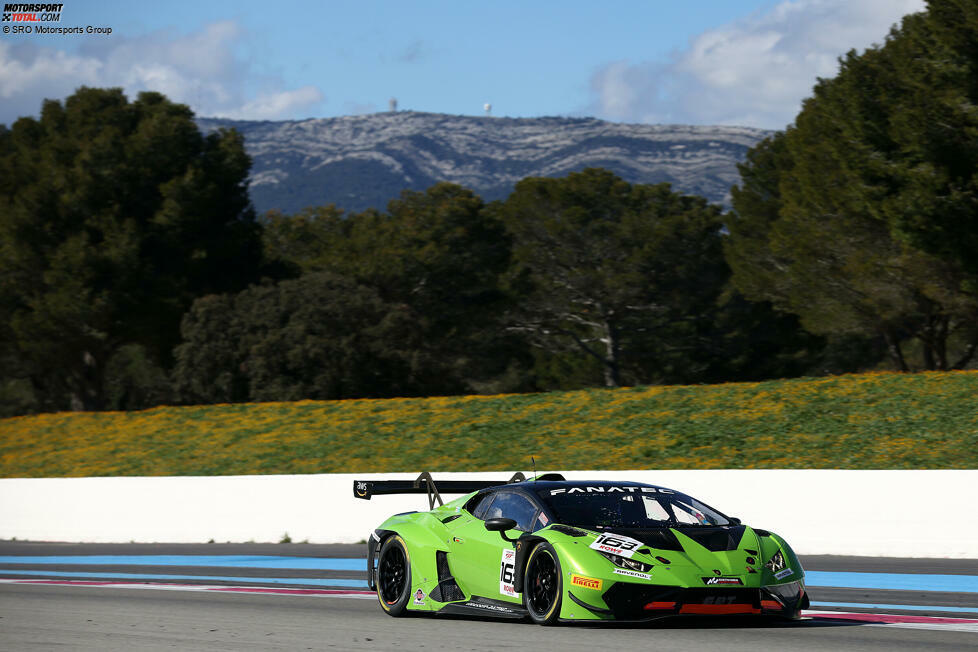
[593,580,808,620]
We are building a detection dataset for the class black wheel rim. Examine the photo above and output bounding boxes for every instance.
[379,545,407,604]
[526,549,558,617]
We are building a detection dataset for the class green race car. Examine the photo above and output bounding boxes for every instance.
[353,473,808,624]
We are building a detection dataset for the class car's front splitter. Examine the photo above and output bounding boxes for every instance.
[591,580,807,621]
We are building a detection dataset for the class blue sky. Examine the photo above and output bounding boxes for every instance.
[1,0,925,128]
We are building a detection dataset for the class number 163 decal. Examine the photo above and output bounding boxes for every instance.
[499,548,517,597]
[589,533,643,559]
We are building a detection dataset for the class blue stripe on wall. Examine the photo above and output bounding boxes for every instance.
[0,555,363,571]
[0,569,368,588]
[3,557,976,593]
[805,571,978,593]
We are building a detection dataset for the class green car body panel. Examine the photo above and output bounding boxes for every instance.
[360,476,808,623]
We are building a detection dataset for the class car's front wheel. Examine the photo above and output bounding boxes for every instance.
[523,543,562,624]
[376,535,411,616]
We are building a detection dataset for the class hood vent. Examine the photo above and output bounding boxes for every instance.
[606,528,685,552]
[676,525,746,552]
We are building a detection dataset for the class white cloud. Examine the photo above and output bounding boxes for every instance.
[0,21,325,124]
[218,86,325,121]
[588,0,927,129]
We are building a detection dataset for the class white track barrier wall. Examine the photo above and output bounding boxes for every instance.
[1,470,976,558]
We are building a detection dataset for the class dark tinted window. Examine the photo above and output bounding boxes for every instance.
[537,487,729,528]
[484,492,539,532]
[470,493,494,519]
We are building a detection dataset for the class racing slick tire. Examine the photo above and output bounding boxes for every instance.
[523,542,563,625]
[376,535,411,616]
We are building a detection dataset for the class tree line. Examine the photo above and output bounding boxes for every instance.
[726,0,978,372]
[169,172,849,408]
[2,0,974,416]
[0,90,829,415]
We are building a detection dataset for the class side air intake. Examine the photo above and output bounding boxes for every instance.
[429,551,465,603]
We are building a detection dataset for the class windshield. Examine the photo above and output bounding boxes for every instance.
[538,487,730,528]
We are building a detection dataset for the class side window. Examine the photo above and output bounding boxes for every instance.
[641,496,671,522]
[672,499,714,525]
[534,511,551,532]
[485,492,539,532]
[470,493,495,520]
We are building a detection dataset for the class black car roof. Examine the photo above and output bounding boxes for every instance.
[490,479,676,494]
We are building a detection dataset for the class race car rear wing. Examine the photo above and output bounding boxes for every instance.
[353,471,527,509]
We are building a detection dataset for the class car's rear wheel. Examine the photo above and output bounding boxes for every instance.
[376,535,411,616]
[523,543,562,625]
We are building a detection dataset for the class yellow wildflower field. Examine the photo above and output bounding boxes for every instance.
[1,371,976,477]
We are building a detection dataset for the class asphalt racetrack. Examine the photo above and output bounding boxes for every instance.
[1,542,976,651]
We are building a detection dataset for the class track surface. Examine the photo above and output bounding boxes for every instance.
[1,542,976,651]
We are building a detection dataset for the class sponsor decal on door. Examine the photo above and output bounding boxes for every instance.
[499,548,517,597]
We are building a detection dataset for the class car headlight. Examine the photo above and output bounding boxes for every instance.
[765,550,785,573]
[599,551,652,573]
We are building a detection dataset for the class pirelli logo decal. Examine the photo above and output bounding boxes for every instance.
[570,574,603,590]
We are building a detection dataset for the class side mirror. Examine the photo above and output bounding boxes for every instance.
[484,517,517,532]
[484,517,520,542]
[729,517,741,525]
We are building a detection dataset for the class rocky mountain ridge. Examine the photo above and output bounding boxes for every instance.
[197,112,772,214]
